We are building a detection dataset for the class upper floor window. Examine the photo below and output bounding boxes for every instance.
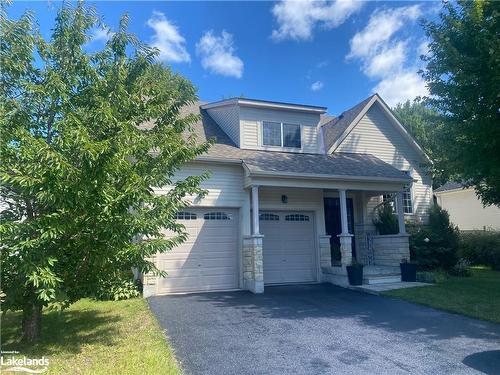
[263,121,301,148]
[262,121,281,146]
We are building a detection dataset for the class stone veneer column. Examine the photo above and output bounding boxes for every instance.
[372,234,411,266]
[319,235,332,268]
[243,235,264,293]
[338,234,354,267]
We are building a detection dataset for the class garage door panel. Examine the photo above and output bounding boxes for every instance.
[203,257,237,268]
[158,257,200,270]
[156,208,239,294]
[199,225,234,235]
[157,275,202,293]
[261,211,317,285]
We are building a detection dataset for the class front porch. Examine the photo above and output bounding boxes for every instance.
[242,180,411,293]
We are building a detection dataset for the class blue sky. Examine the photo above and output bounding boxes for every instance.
[9,1,440,115]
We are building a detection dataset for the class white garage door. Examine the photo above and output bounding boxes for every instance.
[260,211,317,284]
[156,208,239,294]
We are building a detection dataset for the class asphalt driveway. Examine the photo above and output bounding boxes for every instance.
[148,284,500,375]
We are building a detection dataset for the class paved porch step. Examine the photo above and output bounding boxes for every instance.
[363,275,401,285]
[363,266,400,276]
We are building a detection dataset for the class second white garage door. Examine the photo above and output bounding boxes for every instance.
[156,208,239,294]
[260,211,317,284]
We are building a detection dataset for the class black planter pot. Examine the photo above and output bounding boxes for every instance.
[400,263,417,282]
[346,265,364,286]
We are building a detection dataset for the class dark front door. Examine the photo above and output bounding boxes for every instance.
[324,197,356,265]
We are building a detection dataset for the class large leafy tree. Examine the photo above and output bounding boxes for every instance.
[422,0,500,205]
[0,2,209,342]
[393,99,449,188]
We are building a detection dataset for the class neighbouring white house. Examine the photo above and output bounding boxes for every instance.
[143,94,433,297]
[435,182,500,231]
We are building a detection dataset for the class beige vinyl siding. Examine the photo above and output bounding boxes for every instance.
[258,186,326,236]
[302,126,320,154]
[239,106,321,154]
[206,105,240,146]
[335,103,433,223]
[153,162,246,207]
[436,189,500,231]
[242,120,259,148]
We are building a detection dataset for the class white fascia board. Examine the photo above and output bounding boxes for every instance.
[237,99,326,114]
[246,168,411,183]
[195,156,243,165]
[201,98,326,114]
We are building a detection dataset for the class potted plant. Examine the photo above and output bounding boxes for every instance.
[346,259,364,286]
[400,258,417,282]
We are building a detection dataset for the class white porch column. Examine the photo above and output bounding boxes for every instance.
[396,191,406,234]
[251,185,260,235]
[337,189,353,267]
[339,189,349,235]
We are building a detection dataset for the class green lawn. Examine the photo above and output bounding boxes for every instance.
[1,298,180,375]
[383,268,500,324]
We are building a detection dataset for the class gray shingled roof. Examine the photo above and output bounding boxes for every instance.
[434,182,466,192]
[178,102,411,182]
[321,94,375,152]
[319,114,335,127]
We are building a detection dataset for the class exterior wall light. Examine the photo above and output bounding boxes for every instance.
[281,195,288,204]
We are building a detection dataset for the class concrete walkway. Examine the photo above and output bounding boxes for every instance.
[350,281,431,294]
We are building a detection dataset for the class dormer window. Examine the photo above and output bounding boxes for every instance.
[263,121,301,148]
[263,121,281,146]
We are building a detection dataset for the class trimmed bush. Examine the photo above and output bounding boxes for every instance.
[460,231,500,270]
[409,205,460,270]
[373,203,399,235]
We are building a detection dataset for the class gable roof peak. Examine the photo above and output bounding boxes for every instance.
[321,93,430,163]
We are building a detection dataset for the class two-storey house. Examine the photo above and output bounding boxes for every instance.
[143,94,433,296]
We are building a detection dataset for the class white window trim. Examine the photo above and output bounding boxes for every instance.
[381,170,415,216]
[261,121,302,150]
[403,180,414,216]
[402,170,414,216]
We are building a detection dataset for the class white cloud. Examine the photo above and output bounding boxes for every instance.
[196,30,243,78]
[373,71,427,107]
[147,11,190,63]
[311,81,324,91]
[89,27,113,44]
[347,5,427,106]
[348,5,421,60]
[271,0,363,41]
[363,41,407,78]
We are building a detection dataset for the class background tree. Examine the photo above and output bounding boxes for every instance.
[0,2,210,342]
[393,99,449,188]
[422,0,500,206]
